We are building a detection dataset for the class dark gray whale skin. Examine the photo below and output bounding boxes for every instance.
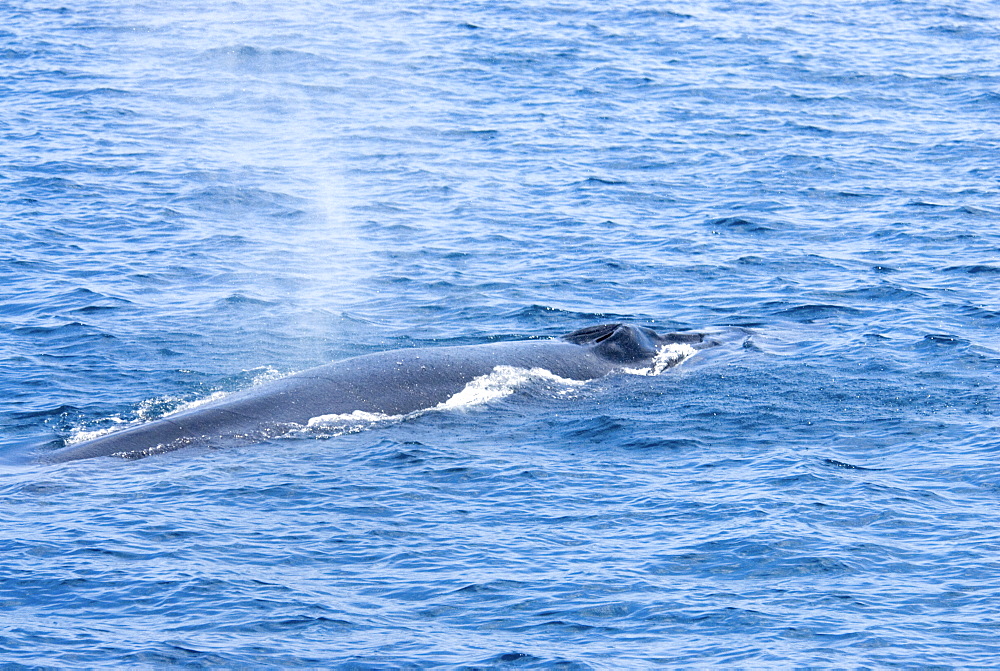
[42,324,707,463]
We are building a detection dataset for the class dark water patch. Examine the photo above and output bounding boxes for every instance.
[706,217,776,234]
[69,304,123,314]
[439,128,499,141]
[66,544,182,561]
[170,185,306,218]
[826,283,923,303]
[460,651,586,670]
[955,304,1000,324]
[834,190,882,200]
[955,204,1000,217]
[925,23,1000,40]
[216,292,281,308]
[452,579,530,596]
[943,264,1000,274]
[500,305,625,328]
[917,333,969,348]
[366,448,430,469]
[0,48,30,60]
[10,321,113,340]
[563,415,628,441]
[769,304,865,322]
[823,458,885,471]
[576,176,627,186]
[783,121,836,137]
[117,646,240,668]
[10,404,78,420]
[227,614,359,634]
[14,175,87,193]
[44,86,132,99]
[619,437,703,451]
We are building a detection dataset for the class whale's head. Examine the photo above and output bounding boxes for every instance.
[561,323,704,364]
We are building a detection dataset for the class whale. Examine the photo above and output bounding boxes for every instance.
[41,323,711,463]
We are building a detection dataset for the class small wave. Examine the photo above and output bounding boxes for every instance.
[917,333,970,349]
[772,304,865,322]
[944,264,1000,275]
[578,176,627,186]
[706,216,776,234]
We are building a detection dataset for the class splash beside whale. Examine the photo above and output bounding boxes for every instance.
[42,323,712,463]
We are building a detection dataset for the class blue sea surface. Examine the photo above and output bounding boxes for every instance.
[2,0,1000,666]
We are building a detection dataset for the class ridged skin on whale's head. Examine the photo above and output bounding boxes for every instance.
[561,323,704,363]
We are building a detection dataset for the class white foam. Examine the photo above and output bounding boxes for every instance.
[307,410,392,426]
[296,410,398,438]
[158,391,228,417]
[433,365,585,411]
[65,366,287,445]
[158,366,287,417]
[65,417,129,445]
[623,343,698,376]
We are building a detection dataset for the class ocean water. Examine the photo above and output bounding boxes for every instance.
[2,0,1000,666]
